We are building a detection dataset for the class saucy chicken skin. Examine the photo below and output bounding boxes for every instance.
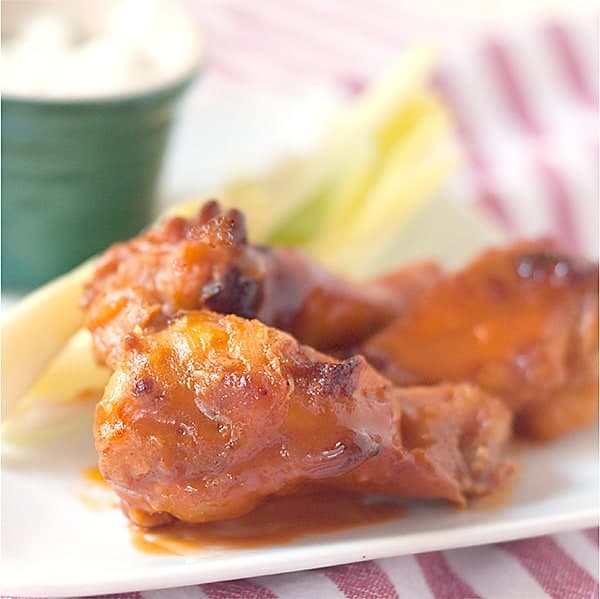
[83,200,596,529]
[96,311,513,527]
[364,240,599,441]
[83,201,439,367]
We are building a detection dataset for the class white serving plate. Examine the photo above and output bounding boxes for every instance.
[1,88,598,597]
[2,424,597,597]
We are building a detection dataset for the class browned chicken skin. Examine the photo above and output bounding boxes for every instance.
[84,201,594,529]
[82,201,428,367]
[95,311,513,527]
[364,240,599,441]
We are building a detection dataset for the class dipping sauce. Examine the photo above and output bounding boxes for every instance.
[131,492,406,555]
[2,1,199,98]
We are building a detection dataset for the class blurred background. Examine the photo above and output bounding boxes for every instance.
[1,0,598,291]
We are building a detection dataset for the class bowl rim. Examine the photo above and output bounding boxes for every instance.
[1,0,205,106]
[1,66,202,108]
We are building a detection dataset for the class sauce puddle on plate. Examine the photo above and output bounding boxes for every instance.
[81,465,111,487]
[78,466,118,511]
[131,491,406,555]
[472,463,519,511]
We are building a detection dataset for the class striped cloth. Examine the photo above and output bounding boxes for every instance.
[8,2,598,598]
[182,0,599,258]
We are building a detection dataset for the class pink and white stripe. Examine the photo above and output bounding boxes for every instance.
[6,528,597,598]
[181,0,598,257]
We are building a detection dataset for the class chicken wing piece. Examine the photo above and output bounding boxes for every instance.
[364,240,599,441]
[82,201,415,367]
[96,310,513,527]
[374,261,443,301]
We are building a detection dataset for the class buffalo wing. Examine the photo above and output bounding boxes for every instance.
[82,201,417,366]
[364,240,599,440]
[95,311,513,527]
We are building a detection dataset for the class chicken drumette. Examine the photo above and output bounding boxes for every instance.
[82,201,439,367]
[85,202,595,529]
[96,311,513,527]
[364,240,599,441]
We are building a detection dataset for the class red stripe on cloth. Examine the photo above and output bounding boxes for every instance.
[190,0,268,86]
[484,38,544,135]
[87,594,143,599]
[432,71,487,171]
[536,161,582,251]
[201,8,325,82]
[202,580,278,599]
[544,23,599,109]
[220,1,363,80]
[477,182,516,232]
[277,0,407,51]
[583,528,600,547]
[208,58,252,82]
[433,71,515,231]
[482,37,582,248]
[501,536,600,599]
[253,0,397,81]
[416,552,480,598]
[325,561,399,598]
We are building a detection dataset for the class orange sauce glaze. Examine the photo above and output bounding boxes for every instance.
[78,466,118,511]
[130,491,406,555]
[471,475,517,511]
[82,465,111,487]
[82,465,514,555]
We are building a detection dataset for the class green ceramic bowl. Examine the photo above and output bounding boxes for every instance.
[1,1,202,290]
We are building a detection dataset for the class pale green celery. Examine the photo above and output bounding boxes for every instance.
[2,400,95,445]
[267,182,335,245]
